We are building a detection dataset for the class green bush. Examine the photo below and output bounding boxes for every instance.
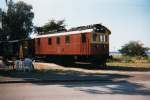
[119,41,149,57]
[3,44,13,58]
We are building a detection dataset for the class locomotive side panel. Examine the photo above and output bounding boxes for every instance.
[34,32,91,56]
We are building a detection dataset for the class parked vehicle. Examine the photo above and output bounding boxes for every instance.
[0,24,111,65]
[34,24,111,64]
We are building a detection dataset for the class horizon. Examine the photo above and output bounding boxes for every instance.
[0,0,150,51]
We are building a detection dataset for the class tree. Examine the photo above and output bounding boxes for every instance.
[35,19,66,35]
[0,8,7,40]
[119,41,149,57]
[1,0,34,40]
[0,8,2,28]
[0,8,2,30]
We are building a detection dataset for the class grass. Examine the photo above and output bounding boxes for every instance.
[107,62,150,68]
[1,55,150,73]
[107,54,150,68]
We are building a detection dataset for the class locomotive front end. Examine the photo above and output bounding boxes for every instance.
[90,24,111,64]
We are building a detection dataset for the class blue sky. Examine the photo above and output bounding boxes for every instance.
[0,0,150,51]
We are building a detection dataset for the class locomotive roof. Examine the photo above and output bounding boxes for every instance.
[34,23,111,39]
[34,29,93,38]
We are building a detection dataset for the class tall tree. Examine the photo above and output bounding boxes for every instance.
[0,8,2,40]
[2,0,34,40]
[0,8,2,29]
[0,8,7,40]
[36,19,66,35]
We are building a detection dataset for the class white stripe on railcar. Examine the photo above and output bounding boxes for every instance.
[34,29,93,38]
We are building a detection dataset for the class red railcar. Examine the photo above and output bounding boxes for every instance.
[34,24,111,64]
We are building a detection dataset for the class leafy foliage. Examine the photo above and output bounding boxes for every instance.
[119,41,149,57]
[35,19,66,35]
[1,0,34,40]
[0,8,7,40]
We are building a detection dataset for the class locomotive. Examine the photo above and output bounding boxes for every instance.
[0,23,111,65]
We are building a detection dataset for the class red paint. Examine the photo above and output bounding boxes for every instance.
[34,32,109,56]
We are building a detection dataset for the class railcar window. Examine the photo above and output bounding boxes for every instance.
[48,37,51,45]
[37,38,40,45]
[92,33,97,42]
[81,34,86,43]
[56,37,60,44]
[65,36,70,43]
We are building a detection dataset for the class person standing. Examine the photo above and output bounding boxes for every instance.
[23,56,34,71]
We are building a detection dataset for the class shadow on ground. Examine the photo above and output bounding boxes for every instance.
[62,80,150,96]
[0,60,150,96]
[0,70,150,96]
[0,70,130,82]
[50,61,150,71]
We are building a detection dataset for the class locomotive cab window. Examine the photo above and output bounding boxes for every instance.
[48,37,52,45]
[105,35,108,42]
[56,37,60,44]
[99,34,103,42]
[92,33,97,42]
[103,34,105,42]
[92,33,107,43]
[81,34,86,43]
[65,35,70,44]
[100,34,106,43]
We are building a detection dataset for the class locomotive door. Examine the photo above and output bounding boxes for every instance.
[80,33,88,55]
[56,37,61,54]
